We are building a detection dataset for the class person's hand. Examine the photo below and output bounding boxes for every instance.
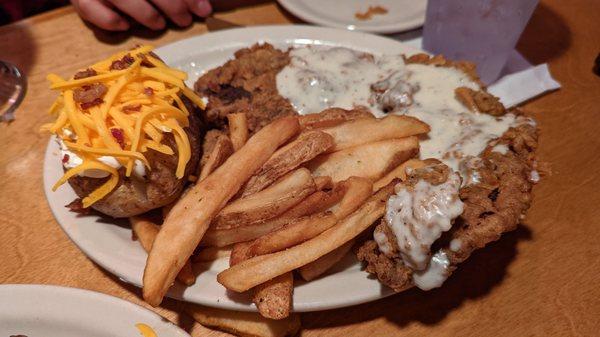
[71,0,213,31]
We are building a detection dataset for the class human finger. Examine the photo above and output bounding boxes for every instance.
[150,0,193,27]
[72,0,130,31]
[108,0,166,30]
[184,0,213,17]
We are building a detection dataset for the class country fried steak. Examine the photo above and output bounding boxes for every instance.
[354,52,540,292]
[194,44,296,133]
[357,116,538,292]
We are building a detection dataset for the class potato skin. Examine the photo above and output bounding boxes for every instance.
[68,97,203,218]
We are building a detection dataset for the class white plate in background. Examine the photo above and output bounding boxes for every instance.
[278,0,427,34]
[44,25,422,312]
[0,285,189,337]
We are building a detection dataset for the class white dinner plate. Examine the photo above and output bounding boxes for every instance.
[0,284,189,337]
[43,25,422,312]
[278,0,427,34]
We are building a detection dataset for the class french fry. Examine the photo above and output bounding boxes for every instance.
[321,115,430,152]
[203,217,292,247]
[240,130,334,196]
[228,112,249,151]
[372,158,440,192]
[253,273,293,320]
[143,116,300,306]
[192,245,233,262]
[198,133,234,181]
[130,217,196,286]
[298,107,373,130]
[161,203,175,220]
[278,189,342,220]
[214,168,316,229]
[307,137,419,183]
[229,242,251,267]
[199,130,227,167]
[299,239,355,281]
[185,303,301,337]
[230,244,293,320]
[203,187,343,247]
[130,216,160,252]
[217,183,396,292]
[177,262,196,286]
[313,176,333,190]
[162,186,194,219]
[243,213,338,257]
[328,177,373,219]
[240,177,370,259]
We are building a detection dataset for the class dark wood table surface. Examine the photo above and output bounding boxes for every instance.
[1,1,599,336]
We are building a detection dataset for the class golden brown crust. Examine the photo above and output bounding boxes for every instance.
[403,53,483,87]
[455,87,507,116]
[194,43,296,133]
[404,163,451,187]
[446,122,537,264]
[356,235,412,292]
[298,107,374,130]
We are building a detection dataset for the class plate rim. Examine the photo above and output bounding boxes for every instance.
[43,25,424,312]
[277,0,426,34]
[0,284,189,336]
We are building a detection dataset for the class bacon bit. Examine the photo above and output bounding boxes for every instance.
[111,128,126,149]
[62,153,70,163]
[66,198,91,214]
[123,104,141,112]
[74,83,107,105]
[140,54,156,68]
[144,87,154,96]
[73,68,98,79]
[80,98,104,110]
[110,54,135,70]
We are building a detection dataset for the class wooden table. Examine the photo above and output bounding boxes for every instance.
[1,1,599,336]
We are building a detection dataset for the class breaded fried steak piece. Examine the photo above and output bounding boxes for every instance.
[351,52,541,292]
[357,119,538,292]
[194,43,297,133]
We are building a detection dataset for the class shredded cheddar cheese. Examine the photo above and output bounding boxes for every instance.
[135,323,158,337]
[43,45,205,208]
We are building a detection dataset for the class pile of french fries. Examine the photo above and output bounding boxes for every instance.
[130,109,430,336]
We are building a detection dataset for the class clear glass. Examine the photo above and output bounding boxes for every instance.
[423,0,539,84]
[0,61,26,123]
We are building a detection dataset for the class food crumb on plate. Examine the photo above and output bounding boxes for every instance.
[355,6,388,21]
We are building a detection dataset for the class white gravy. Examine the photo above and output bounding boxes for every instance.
[412,250,451,290]
[58,137,146,179]
[384,172,463,271]
[276,46,518,173]
[374,230,393,256]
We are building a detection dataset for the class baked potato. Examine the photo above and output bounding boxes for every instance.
[68,96,203,218]
[45,46,206,218]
